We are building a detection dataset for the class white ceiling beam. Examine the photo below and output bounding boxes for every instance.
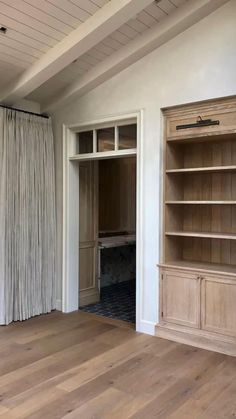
[0,0,154,104]
[44,0,229,112]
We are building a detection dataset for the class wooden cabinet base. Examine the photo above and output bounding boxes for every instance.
[159,265,236,356]
[156,323,236,357]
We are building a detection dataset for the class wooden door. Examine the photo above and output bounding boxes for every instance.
[201,276,236,337]
[162,269,200,328]
[79,161,99,306]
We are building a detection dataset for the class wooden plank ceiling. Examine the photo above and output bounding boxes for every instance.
[0,0,110,90]
[0,0,188,104]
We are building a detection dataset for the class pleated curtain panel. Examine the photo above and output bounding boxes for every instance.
[0,108,56,325]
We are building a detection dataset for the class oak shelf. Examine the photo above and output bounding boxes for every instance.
[165,231,236,240]
[166,165,236,174]
[160,260,236,277]
[166,131,236,144]
[165,201,236,205]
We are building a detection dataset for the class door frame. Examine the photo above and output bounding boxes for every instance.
[62,110,144,332]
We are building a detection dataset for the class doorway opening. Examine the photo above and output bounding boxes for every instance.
[79,155,136,324]
[62,111,143,332]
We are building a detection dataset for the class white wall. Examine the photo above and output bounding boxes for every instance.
[13,99,40,114]
[52,0,236,331]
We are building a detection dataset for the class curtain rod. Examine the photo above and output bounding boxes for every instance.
[0,104,49,119]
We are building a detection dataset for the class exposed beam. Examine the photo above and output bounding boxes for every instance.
[0,0,154,104]
[44,0,229,112]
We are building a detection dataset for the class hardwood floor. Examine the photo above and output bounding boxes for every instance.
[0,311,236,418]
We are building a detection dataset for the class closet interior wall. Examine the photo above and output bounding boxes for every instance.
[99,157,136,234]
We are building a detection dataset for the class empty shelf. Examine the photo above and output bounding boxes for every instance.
[166,165,236,174]
[165,201,236,205]
[166,231,236,240]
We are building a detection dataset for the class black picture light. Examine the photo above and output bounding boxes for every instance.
[176,116,220,130]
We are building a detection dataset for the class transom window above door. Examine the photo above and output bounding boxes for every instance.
[75,123,137,157]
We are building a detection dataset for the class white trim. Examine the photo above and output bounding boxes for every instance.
[62,110,145,334]
[68,114,138,131]
[62,124,67,313]
[114,125,119,152]
[62,124,79,313]
[139,320,156,336]
[135,109,144,333]
[69,149,137,161]
[93,130,97,154]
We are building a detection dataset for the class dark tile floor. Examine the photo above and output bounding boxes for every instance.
[80,280,136,324]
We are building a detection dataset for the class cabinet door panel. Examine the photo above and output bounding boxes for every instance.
[201,277,236,337]
[162,270,200,328]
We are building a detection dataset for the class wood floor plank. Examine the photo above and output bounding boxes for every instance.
[0,311,235,418]
[167,357,236,419]
[56,334,155,392]
[0,405,10,415]
[2,387,66,418]
[0,324,137,402]
[197,379,236,418]
[0,321,114,376]
[0,341,109,402]
[129,354,230,419]
[25,353,157,418]
[62,388,132,419]
[100,393,156,419]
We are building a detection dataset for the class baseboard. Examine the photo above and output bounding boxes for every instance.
[55,299,62,311]
[156,324,236,357]
[137,320,156,336]
[79,289,100,307]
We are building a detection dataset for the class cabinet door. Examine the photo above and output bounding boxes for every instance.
[201,276,236,337]
[162,270,200,328]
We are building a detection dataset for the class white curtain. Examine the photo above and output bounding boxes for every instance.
[0,108,56,325]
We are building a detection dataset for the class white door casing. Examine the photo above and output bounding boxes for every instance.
[62,110,146,333]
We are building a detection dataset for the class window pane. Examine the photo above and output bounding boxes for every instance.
[97,127,115,152]
[118,124,137,150]
[78,131,93,154]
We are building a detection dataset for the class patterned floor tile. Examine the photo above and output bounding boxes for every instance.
[80,280,136,323]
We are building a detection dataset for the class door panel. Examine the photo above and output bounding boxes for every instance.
[79,246,96,290]
[79,161,99,306]
[201,276,236,337]
[162,269,200,328]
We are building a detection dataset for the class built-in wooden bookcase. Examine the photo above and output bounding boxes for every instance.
[164,99,236,273]
[157,97,236,356]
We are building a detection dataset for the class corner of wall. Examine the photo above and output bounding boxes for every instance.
[137,319,156,336]
[13,99,41,114]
